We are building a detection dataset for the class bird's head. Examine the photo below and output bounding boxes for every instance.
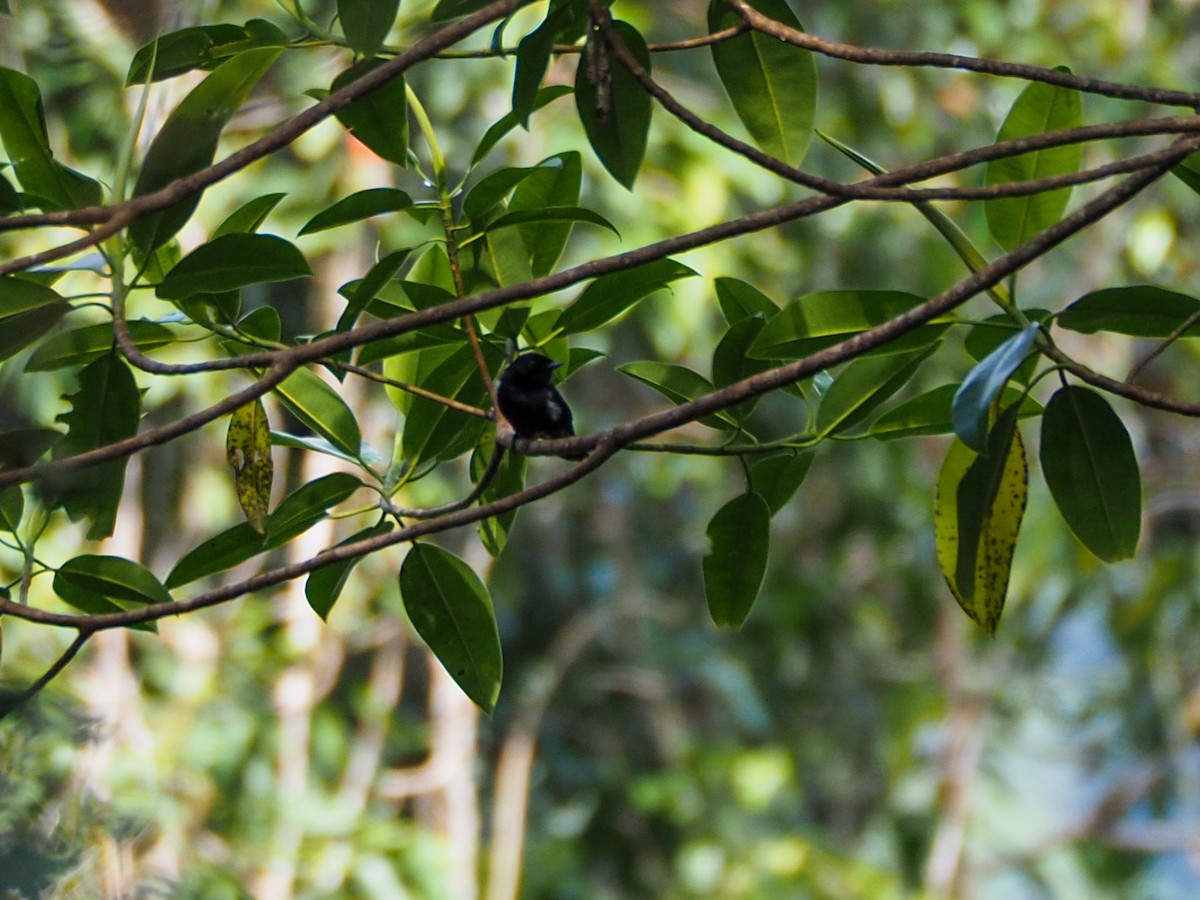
[502,353,562,389]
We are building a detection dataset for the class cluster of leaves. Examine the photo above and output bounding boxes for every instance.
[0,0,1195,724]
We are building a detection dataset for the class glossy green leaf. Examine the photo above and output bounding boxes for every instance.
[0,67,102,210]
[749,453,813,516]
[483,206,617,238]
[25,320,175,372]
[299,188,413,236]
[557,258,696,335]
[337,249,410,333]
[617,360,738,430]
[813,349,933,440]
[339,0,400,57]
[332,58,409,166]
[509,151,584,276]
[401,345,498,467]
[474,436,527,557]
[54,554,171,613]
[0,277,69,362]
[274,367,363,460]
[473,85,572,166]
[708,0,817,166]
[711,314,772,423]
[985,75,1082,251]
[130,47,283,255]
[431,0,492,18]
[166,472,361,588]
[213,192,287,237]
[703,492,771,629]
[464,165,541,222]
[935,406,1028,634]
[226,399,273,533]
[869,384,1041,441]
[749,290,943,360]
[306,520,393,620]
[715,277,779,324]
[399,543,503,715]
[575,20,651,189]
[512,3,581,126]
[1057,286,1200,337]
[43,354,140,540]
[156,234,311,300]
[1040,386,1141,562]
[126,20,287,85]
[953,322,1039,453]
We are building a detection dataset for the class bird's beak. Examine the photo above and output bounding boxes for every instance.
[549,360,563,370]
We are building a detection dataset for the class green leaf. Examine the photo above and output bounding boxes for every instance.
[508,151,585,276]
[213,192,287,237]
[953,322,1039,453]
[337,248,410,333]
[715,277,779,324]
[984,75,1082,251]
[0,485,22,533]
[512,3,581,126]
[129,47,283,255]
[43,354,140,540]
[274,367,364,461]
[869,384,1041,441]
[305,520,393,620]
[1171,152,1200,196]
[557,258,696,335]
[473,85,572,166]
[1057,286,1200,337]
[401,345,498,468]
[1040,386,1141,562]
[24,320,175,372]
[483,205,617,238]
[617,360,738,430]
[474,435,527,557]
[125,20,288,85]
[166,472,361,588]
[399,543,503,715]
[339,0,400,57]
[0,67,102,210]
[0,428,61,470]
[298,188,413,236]
[156,234,311,300]
[574,20,651,189]
[934,406,1028,634]
[708,0,816,166]
[0,277,69,362]
[332,58,409,166]
[963,310,1050,383]
[703,492,771,629]
[748,453,813,516]
[54,554,171,614]
[813,348,934,440]
[227,399,273,533]
[749,290,945,359]
[711,315,773,423]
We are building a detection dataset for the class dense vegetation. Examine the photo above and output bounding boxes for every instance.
[2,0,1200,896]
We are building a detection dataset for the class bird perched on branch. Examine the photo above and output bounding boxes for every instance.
[496,353,575,440]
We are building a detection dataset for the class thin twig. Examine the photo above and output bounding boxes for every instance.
[727,0,1200,109]
[1126,309,1200,382]
[0,630,90,721]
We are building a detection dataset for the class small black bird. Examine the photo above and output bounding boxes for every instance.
[496,353,574,440]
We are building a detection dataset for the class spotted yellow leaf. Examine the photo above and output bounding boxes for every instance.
[226,398,273,533]
[934,405,1027,634]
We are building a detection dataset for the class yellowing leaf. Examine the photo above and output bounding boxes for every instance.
[226,398,273,533]
[934,407,1027,634]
